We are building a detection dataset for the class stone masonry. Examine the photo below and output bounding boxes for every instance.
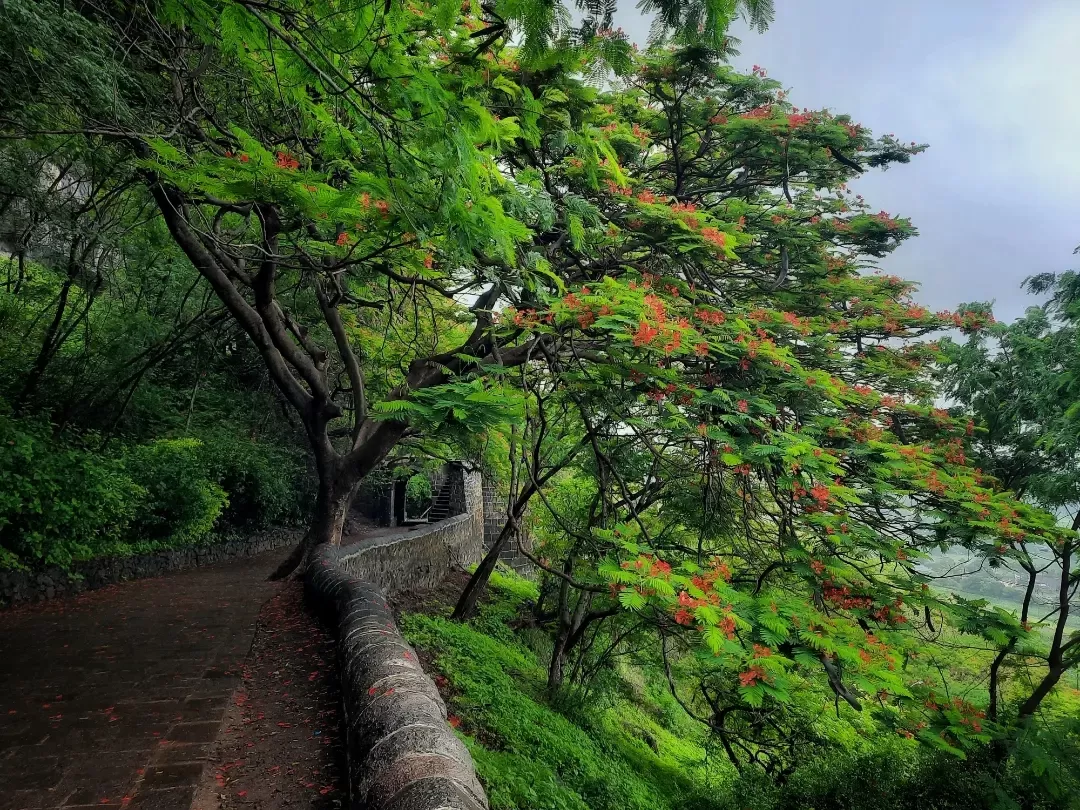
[0,550,286,810]
[306,462,489,810]
[0,527,301,607]
[481,480,533,574]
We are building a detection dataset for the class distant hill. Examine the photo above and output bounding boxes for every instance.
[922,549,1079,630]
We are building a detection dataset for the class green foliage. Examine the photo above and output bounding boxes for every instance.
[0,112,314,570]
[405,570,1080,810]
[0,403,310,570]
[401,576,718,810]
[940,297,1080,506]
[197,431,312,529]
[373,381,526,437]
[122,438,227,545]
[0,411,143,569]
[0,0,146,130]
[465,744,591,810]
[405,473,433,514]
[490,566,542,604]
[938,277,1080,733]
[0,0,1076,802]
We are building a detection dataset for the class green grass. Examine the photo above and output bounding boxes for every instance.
[401,568,1080,810]
[400,569,733,810]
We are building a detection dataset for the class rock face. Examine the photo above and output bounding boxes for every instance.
[0,527,301,607]
[306,546,488,810]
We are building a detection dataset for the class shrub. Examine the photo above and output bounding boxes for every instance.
[123,437,227,545]
[405,472,432,515]
[0,407,314,571]
[0,412,144,569]
[197,431,311,529]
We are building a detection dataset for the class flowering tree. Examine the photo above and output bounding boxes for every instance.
[476,46,1070,774]
[1,0,784,574]
[941,280,1080,725]
[3,0,1076,789]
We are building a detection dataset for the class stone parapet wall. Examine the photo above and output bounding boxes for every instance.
[335,513,482,595]
[333,465,484,594]
[308,461,489,810]
[0,527,301,607]
[307,539,487,810]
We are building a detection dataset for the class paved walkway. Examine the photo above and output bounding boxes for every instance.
[0,551,284,810]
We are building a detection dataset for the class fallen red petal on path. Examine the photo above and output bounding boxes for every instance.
[190,580,343,808]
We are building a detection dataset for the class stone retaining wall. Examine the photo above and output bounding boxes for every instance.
[0,527,301,607]
[335,513,483,595]
[307,543,487,810]
[307,462,489,810]
[481,480,533,575]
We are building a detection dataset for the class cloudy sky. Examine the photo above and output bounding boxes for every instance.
[616,0,1080,323]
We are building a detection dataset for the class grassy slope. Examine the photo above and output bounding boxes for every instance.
[400,571,735,810]
[400,570,1080,810]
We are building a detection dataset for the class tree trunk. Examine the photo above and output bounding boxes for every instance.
[451,517,517,621]
[450,427,583,621]
[310,476,357,548]
[269,463,358,580]
[12,250,26,294]
[548,583,588,690]
[548,621,571,689]
[1016,667,1066,721]
[147,181,520,587]
[15,272,76,411]
[1017,539,1074,720]
[547,572,572,689]
[453,474,538,621]
[989,559,1038,723]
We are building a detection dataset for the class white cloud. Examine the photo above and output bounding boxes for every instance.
[920,5,1080,195]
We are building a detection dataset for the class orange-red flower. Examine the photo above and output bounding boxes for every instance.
[700,227,726,249]
[632,321,660,347]
[275,151,300,170]
[739,665,766,686]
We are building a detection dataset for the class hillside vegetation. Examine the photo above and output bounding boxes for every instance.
[0,0,1077,805]
[404,571,1080,810]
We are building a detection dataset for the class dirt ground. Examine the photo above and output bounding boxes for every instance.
[191,580,345,810]
[189,566,474,810]
[387,569,470,621]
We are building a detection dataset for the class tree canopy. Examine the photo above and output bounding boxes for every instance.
[1,0,1078,805]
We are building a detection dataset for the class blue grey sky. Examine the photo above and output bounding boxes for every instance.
[616,0,1080,322]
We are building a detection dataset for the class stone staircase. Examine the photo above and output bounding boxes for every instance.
[427,478,455,522]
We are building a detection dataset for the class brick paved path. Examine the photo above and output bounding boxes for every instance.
[0,551,284,810]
